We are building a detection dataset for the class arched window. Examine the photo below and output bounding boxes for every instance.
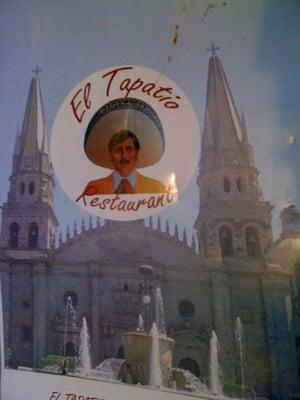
[219,225,233,256]
[9,222,19,248]
[179,357,200,377]
[178,300,195,319]
[223,177,231,193]
[236,177,245,193]
[22,300,30,310]
[65,342,76,356]
[64,291,78,306]
[245,227,261,257]
[29,182,35,195]
[117,346,125,359]
[28,222,38,248]
[19,182,25,195]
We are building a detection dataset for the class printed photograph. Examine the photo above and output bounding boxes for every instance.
[82,98,166,195]
[0,1,299,400]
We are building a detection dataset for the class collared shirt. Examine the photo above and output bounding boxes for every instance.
[113,170,136,191]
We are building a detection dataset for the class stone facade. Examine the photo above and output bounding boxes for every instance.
[0,55,300,400]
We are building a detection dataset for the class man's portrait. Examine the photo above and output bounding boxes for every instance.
[81,98,166,195]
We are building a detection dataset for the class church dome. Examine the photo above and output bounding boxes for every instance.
[266,235,300,268]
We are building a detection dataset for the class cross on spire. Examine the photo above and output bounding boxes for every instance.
[207,43,220,56]
[32,65,42,77]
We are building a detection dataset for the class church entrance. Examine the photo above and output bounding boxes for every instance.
[179,357,200,377]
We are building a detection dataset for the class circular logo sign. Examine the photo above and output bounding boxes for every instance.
[51,65,199,221]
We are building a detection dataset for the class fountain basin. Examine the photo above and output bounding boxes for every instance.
[121,331,174,386]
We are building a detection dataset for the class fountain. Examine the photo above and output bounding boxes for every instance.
[137,314,144,331]
[51,265,235,399]
[209,330,223,396]
[235,317,245,398]
[63,295,76,356]
[149,323,162,387]
[155,288,166,335]
[138,264,154,331]
[79,317,92,376]
[100,268,214,395]
[121,278,174,387]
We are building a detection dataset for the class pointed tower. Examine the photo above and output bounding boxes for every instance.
[0,72,58,253]
[195,48,273,259]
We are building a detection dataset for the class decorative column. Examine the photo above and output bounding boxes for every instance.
[210,267,235,382]
[90,263,101,366]
[262,274,298,400]
[32,262,48,367]
[0,260,10,359]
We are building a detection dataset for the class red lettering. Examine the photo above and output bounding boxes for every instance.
[100,198,111,210]
[63,394,103,400]
[153,86,172,99]
[102,66,133,96]
[84,83,91,109]
[70,89,84,123]
[126,201,135,211]
[90,197,99,207]
[49,392,61,400]
[101,67,181,108]
[75,192,177,212]
[102,67,180,109]
[156,194,165,207]
[110,194,121,210]
[120,78,131,91]
[127,199,145,211]
[126,199,146,211]
[165,101,179,109]
[70,82,91,123]
[100,199,110,210]
[148,196,156,208]
[167,185,176,202]
[123,78,144,98]
[117,200,127,211]
[76,183,99,204]
[147,195,164,208]
[159,96,172,103]
[142,83,156,95]
[136,198,147,209]
[75,192,87,206]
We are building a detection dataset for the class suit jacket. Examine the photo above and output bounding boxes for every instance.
[83,172,166,195]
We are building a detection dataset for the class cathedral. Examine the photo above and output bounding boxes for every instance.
[0,53,299,400]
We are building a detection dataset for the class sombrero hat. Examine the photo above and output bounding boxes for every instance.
[84,98,165,169]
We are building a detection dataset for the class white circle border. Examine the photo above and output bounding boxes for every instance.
[51,65,200,221]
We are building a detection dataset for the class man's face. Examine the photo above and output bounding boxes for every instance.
[110,136,139,177]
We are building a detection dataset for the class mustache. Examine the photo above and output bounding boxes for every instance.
[118,159,131,165]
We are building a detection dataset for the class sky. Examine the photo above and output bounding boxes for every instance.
[0,0,300,243]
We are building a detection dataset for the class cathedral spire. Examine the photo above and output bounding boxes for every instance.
[195,49,273,260]
[19,75,46,171]
[41,129,52,175]
[13,127,21,156]
[12,128,21,173]
[240,109,249,145]
[200,109,214,165]
[201,50,252,170]
[1,71,58,251]
[240,109,254,166]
